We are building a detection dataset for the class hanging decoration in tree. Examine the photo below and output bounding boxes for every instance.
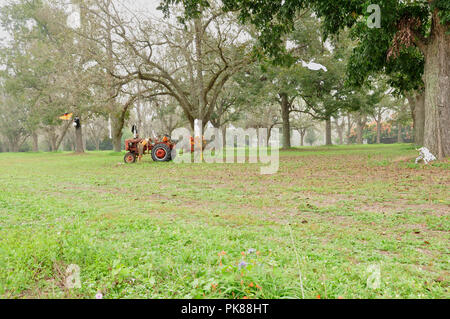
[73,117,81,129]
[59,113,73,121]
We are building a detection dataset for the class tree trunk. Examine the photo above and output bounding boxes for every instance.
[300,130,305,146]
[75,123,84,153]
[112,133,122,152]
[32,132,39,152]
[408,92,425,146]
[221,126,227,150]
[356,113,364,144]
[9,138,19,152]
[11,144,19,153]
[423,11,450,159]
[325,116,332,145]
[346,114,352,144]
[376,121,381,144]
[335,119,344,145]
[47,121,71,152]
[83,133,87,151]
[338,130,343,145]
[111,115,124,152]
[397,122,403,143]
[280,93,291,148]
[267,124,275,147]
[47,129,57,152]
[194,18,206,125]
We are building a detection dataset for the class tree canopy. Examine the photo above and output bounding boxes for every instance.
[160,0,450,158]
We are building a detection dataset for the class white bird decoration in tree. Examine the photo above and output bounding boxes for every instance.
[299,60,328,72]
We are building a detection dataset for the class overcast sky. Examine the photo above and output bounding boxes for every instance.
[0,0,164,41]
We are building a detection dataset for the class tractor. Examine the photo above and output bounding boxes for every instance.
[123,125,206,164]
[124,135,175,163]
[124,125,175,163]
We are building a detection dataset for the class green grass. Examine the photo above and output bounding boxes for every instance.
[0,144,448,299]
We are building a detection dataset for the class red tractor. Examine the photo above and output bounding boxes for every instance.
[123,125,207,164]
[124,135,175,163]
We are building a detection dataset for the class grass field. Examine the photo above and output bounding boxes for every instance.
[0,144,448,299]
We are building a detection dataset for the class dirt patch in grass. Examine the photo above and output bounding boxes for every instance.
[357,201,449,216]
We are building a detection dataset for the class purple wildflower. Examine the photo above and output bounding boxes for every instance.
[238,261,248,269]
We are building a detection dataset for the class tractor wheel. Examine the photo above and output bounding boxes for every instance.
[151,143,171,162]
[124,152,136,164]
